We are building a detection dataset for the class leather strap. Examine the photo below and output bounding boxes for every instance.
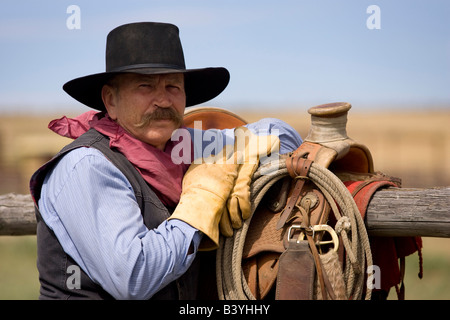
[276,157,313,230]
[304,231,338,300]
[290,141,322,161]
[305,232,327,299]
[275,240,315,300]
[395,257,406,300]
[299,200,335,301]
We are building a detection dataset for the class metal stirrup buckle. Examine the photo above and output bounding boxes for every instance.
[287,224,339,253]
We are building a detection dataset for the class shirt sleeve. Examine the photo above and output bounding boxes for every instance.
[38,147,201,300]
[245,118,303,154]
[186,117,303,158]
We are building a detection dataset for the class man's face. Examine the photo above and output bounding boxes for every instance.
[102,73,186,150]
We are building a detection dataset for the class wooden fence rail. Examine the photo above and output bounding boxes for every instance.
[0,187,449,237]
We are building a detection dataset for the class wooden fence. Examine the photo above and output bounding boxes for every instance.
[1,186,449,238]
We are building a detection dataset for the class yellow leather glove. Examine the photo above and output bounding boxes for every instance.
[221,127,281,236]
[168,135,239,250]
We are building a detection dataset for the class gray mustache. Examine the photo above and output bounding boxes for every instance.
[136,107,183,128]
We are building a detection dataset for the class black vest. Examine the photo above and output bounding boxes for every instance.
[30,129,199,300]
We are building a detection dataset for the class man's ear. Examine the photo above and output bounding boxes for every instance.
[101,84,118,119]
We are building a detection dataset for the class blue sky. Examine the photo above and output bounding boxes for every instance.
[0,0,449,114]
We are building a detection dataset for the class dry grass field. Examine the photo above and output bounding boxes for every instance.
[0,107,449,299]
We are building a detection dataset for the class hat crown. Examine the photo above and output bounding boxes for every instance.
[105,22,186,72]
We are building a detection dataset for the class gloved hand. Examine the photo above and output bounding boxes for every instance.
[168,133,239,250]
[221,127,281,236]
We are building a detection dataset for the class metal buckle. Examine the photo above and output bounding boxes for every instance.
[287,224,304,243]
[287,224,339,253]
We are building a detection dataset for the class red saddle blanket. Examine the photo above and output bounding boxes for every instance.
[343,180,423,294]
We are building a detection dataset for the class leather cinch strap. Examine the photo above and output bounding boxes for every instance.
[276,157,313,230]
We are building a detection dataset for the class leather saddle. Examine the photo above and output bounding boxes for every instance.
[184,103,415,300]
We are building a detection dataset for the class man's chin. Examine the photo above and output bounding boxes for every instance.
[140,128,176,150]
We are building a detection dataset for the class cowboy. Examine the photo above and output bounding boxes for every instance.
[30,22,302,300]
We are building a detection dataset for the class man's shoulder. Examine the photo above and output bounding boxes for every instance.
[58,146,108,166]
[44,146,129,194]
[49,147,113,181]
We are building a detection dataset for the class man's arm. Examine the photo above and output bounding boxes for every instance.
[186,117,302,158]
[38,147,201,299]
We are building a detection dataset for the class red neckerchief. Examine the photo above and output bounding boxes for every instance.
[48,111,191,207]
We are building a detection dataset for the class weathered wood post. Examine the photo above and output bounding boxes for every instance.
[0,193,36,235]
[1,187,449,237]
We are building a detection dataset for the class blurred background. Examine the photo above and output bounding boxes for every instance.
[0,0,449,299]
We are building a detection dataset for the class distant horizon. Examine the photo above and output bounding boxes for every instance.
[0,101,448,117]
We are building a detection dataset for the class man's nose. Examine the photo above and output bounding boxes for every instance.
[153,84,172,107]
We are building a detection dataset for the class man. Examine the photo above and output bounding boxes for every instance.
[30,22,302,300]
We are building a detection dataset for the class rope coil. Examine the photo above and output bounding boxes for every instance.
[216,155,373,300]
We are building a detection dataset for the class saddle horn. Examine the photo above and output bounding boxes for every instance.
[303,102,374,173]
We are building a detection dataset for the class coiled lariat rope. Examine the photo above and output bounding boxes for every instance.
[216,155,373,300]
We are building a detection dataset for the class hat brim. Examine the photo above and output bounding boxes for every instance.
[62,67,230,111]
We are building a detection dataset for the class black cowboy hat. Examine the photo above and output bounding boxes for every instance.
[63,22,230,111]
